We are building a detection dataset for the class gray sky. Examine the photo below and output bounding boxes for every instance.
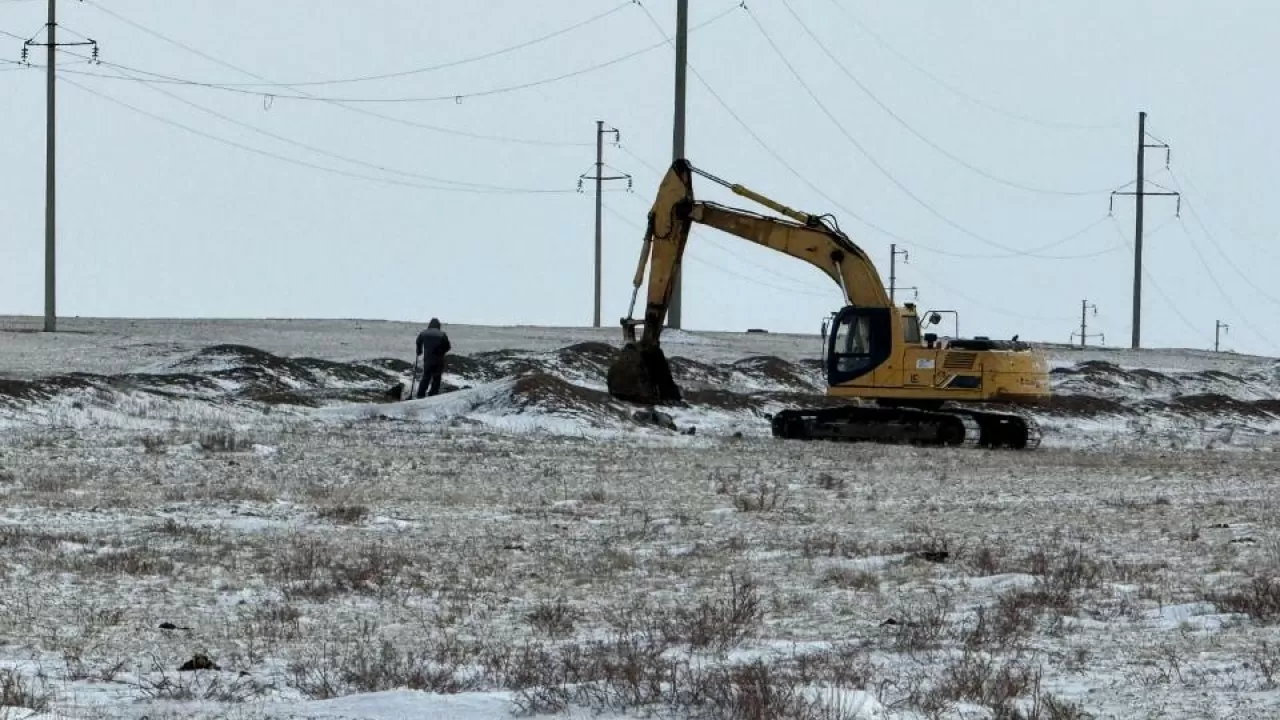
[1,0,1277,355]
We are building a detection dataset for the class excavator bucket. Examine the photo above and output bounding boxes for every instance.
[607,344,682,406]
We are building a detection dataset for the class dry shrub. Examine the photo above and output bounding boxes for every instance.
[510,638,871,719]
[815,472,846,492]
[291,633,500,699]
[735,482,788,513]
[527,598,578,637]
[968,542,1009,576]
[887,590,953,654]
[317,504,370,525]
[932,650,1041,709]
[1251,640,1280,689]
[1022,545,1103,613]
[819,567,880,593]
[275,537,414,601]
[0,669,51,712]
[199,430,253,453]
[1210,576,1280,621]
[671,574,762,651]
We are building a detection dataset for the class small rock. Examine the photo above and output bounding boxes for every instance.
[914,550,950,564]
[632,410,678,431]
[158,622,191,631]
[178,653,220,672]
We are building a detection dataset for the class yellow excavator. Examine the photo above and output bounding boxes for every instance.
[606,159,1051,450]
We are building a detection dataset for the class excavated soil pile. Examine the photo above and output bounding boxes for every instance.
[7,341,1280,437]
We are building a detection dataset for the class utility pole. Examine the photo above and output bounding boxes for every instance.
[1109,111,1179,350]
[667,0,689,330]
[1071,299,1101,348]
[889,244,910,303]
[578,122,629,328]
[22,2,98,332]
[1215,320,1229,352]
[44,0,54,332]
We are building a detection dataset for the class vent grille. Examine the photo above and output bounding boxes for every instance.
[943,352,978,371]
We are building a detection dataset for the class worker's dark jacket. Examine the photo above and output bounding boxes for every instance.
[416,328,451,366]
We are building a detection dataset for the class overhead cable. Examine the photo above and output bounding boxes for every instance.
[778,0,1124,197]
[59,75,578,196]
[822,0,1122,132]
[91,62,569,193]
[1167,201,1275,350]
[63,5,741,104]
[1106,216,1206,340]
[743,5,1091,258]
[84,0,634,88]
[908,264,1077,323]
[66,6,593,148]
[1167,168,1280,311]
[634,2,1118,262]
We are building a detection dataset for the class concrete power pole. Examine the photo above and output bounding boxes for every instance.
[1110,111,1179,350]
[24,1,99,332]
[1074,299,1099,348]
[44,0,56,332]
[579,122,629,328]
[1215,320,1229,352]
[667,0,689,330]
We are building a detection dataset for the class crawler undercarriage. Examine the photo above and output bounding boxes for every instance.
[769,403,1041,450]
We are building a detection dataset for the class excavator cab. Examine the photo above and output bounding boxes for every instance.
[825,306,893,386]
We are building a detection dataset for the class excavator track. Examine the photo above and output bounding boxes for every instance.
[770,404,1040,450]
[945,406,1042,450]
[770,405,981,448]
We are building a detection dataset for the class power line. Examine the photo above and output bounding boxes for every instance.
[60,6,741,104]
[85,0,633,88]
[63,8,591,148]
[633,2,1093,262]
[1169,208,1275,350]
[909,264,1076,323]
[743,5,1083,259]
[58,75,578,196]
[776,0,1124,197]
[822,0,1122,132]
[1105,215,1207,341]
[1166,168,1280,310]
[86,62,569,193]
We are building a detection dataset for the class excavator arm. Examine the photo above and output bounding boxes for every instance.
[608,158,891,404]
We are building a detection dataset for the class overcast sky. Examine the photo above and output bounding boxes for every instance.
[1,0,1276,355]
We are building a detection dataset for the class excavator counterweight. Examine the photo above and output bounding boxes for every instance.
[606,159,1051,450]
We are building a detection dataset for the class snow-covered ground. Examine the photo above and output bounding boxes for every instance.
[3,316,1280,718]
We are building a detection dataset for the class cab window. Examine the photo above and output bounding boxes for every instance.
[832,315,873,372]
[903,319,921,345]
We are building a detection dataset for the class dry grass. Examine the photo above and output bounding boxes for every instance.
[0,669,52,712]
[1,423,1275,717]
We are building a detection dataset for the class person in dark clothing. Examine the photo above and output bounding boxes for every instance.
[414,318,451,398]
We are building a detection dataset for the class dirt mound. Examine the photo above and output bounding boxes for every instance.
[1038,394,1134,416]
[730,355,822,391]
[1155,394,1280,418]
[468,372,630,426]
